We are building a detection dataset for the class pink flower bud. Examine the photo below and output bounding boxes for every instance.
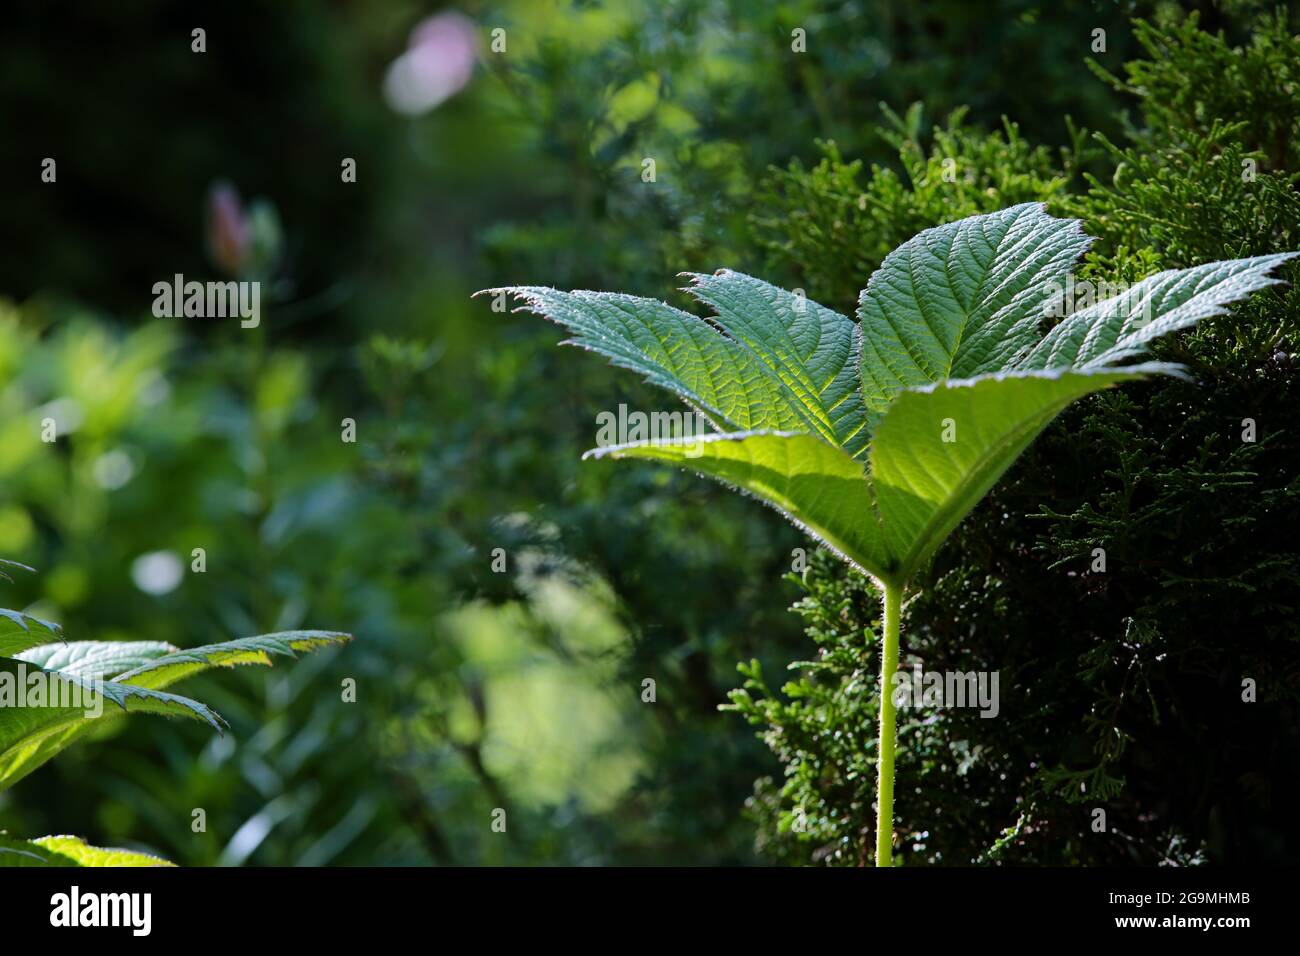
[207,181,252,276]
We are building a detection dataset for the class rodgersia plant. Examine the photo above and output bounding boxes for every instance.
[487,203,1295,866]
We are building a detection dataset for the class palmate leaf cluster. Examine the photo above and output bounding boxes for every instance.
[495,203,1290,592]
[492,7,1300,869]
[733,6,1300,865]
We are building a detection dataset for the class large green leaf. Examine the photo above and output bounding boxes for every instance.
[0,833,174,867]
[586,432,891,580]
[870,364,1182,582]
[587,367,1183,586]
[485,286,805,434]
[116,630,351,690]
[17,640,175,680]
[0,631,350,793]
[0,656,224,792]
[856,202,1091,419]
[682,270,872,457]
[486,277,881,456]
[1018,253,1298,370]
[0,608,63,657]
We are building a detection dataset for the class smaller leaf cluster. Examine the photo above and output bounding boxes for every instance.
[0,563,350,866]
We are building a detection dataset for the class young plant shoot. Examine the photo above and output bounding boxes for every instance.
[487,203,1295,866]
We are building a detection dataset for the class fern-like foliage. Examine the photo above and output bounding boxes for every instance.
[488,203,1294,589]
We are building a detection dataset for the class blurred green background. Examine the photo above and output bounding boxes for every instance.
[2,0,1298,865]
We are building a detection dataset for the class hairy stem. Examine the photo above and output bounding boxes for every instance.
[875,581,902,867]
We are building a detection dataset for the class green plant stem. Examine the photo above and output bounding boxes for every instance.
[875,581,902,867]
